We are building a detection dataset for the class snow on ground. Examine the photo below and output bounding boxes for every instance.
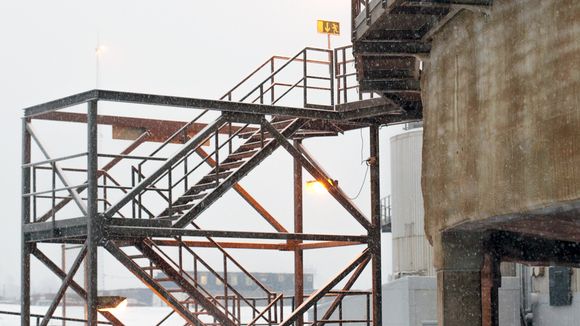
[0,303,296,325]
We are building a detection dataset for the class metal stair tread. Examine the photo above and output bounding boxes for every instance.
[238,140,268,151]
[223,149,258,162]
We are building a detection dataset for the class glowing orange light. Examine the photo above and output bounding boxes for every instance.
[305,180,327,194]
[305,179,336,194]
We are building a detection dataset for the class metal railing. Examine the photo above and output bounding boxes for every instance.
[136,233,285,325]
[380,195,391,232]
[222,47,335,109]
[0,310,112,325]
[334,45,376,105]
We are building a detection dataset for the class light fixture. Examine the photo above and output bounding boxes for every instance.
[305,179,337,194]
[97,296,128,312]
[95,45,107,56]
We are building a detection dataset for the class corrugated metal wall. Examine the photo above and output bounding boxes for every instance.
[390,129,435,277]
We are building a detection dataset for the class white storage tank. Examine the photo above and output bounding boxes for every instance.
[390,126,435,278]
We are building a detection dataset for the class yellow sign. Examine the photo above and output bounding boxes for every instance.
[317,20,340,35]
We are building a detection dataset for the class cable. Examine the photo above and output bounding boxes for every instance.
[348,128,369,200]
[348,163,369,200]
[359,128,364,163]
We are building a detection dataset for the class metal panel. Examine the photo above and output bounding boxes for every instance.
[549,266,573,306]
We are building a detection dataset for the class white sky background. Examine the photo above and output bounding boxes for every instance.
[0,0,405,295]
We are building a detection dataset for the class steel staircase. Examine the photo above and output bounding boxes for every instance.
[105,237,282,326]
[158,117,306,228]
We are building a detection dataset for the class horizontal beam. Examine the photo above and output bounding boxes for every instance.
[298,241,365,250]
[33,112,254,143]
[152,239,291,250]
[106,226,369,243]
[23,89,404,124]
[23,90,98,118]
[23,218,88,242]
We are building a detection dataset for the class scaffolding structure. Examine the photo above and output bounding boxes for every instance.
[20,45,416,326]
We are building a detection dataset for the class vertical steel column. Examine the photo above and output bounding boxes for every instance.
[293,139,304,326]
[369,126,382,326]
[87,100,99,325]
[21,118,31,326]
[481,254,500,326]
[61,244,67,326]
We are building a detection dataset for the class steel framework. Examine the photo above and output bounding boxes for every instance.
[21,46,412,325]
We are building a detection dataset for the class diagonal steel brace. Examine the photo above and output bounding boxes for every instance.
[262,120,372,231]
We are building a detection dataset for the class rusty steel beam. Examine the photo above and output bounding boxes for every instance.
[195,146,288,233]
[21,118,31,326]
[298,241,364,250]
[369,125,382,326]
[280,250,370,326]
[152,239,290,250]
[31,247,124,326]
[33,111,253,143]
[106,226,369,243]
[263,121,372,231]
[86,100,100,325]
[316,255,371,326]
[481,253,500,326]
[23,89,400,123]
[39,243,87,326]
[294,139,304,326]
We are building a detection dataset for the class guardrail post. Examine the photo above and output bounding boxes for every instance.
[343,49,348,104]
[329,49,335,108]
[303,50,308,107]
[270,58,276,104]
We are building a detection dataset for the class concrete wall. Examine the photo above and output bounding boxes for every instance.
[421,0,580,242]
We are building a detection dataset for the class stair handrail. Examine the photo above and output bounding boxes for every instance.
[171,237,273,323]
[104,116,228,219]
[190,222,274,296]
[143,238,238,322]
[165,123,250,195]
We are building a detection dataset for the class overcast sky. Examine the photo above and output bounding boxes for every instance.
[0,1,404,295]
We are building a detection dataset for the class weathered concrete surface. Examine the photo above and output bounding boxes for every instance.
[422,0,580,243]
